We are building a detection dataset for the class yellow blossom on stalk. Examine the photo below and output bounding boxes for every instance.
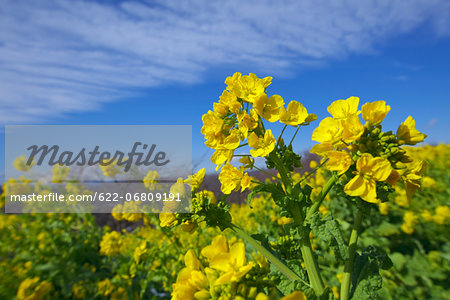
[361,100,391,124]
[228,73,272,104]
[184,168,205,191]
[211,149,233,170]
[204,236,254,285]
[172,250,210,300]
[17,277,52,300]
[378,202,389,215]
[248,130,276,157]
[433,205,450,225]
[326,151,353,174]
[237,109,259,138]
[344,153,393,203]
[219,163,251,194]
[52,164,70,183]
[327,96,359,119]
[281,290,307,300]
[100,231,122,256]
[253,94,284,122]
[401,211,418,234]
[402,159,427,202]
[239,156,255,170]
[99,160,123,177]
[341,114,364,143]
[312,117,344,146]
[201,235,229,259]
[143,170,160,190]
[170,178,186,197]
[134,241,147,264]
[159,213,178,227]
[219,90,241,115]
[396,116,427,145]
[13,155,34,172]
[279,100,311,126]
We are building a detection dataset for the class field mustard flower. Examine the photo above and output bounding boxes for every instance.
[397,116,427,145]
[344,153,392,203]
[279,100,309,126]
[312,117,344,146]
[184,168,205,191]
[13,155,34,172]
[219,163,251,194]
[203,236,254,285]
[211,149,233,170]
[143,170,160,190]
[326,151,353,174]
[327,96,359,119]
[248,130,276,157]
[253,94,284,122]
[361,100,391,124]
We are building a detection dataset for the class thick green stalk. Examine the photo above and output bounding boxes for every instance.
[231,224,309,286]
[271,152,325,295]
[306,175,338,220]
[340,208,364,300]
[289,202,325,295]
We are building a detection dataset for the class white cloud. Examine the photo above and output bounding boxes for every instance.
[0,0,449,123]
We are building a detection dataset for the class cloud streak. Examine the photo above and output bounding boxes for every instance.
[1,0,449,123]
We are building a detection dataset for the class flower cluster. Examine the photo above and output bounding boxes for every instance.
[312,97,427,203]
[201,72,316,194]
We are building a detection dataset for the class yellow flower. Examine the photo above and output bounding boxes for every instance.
[433,205,450,225]
[170,177,186,197]
[172,250,210,300]
[253,94,284,122]
[279,100,310,126]
[396,116,427,145]
[143,170,160,190]
[344,153,392,203]
[201,235,228,260]
[361,100,390,124]
[17,277,52,300]
[401,211,417,234]
[52,164,70,182]
[99,159,123,177]
[159,213,178,227]
[184,168,205,191]
[326,151,353,174]
[378,202,389,215]
[100,231,122,256]
[218,164,250,194]
[211,149,233,170]
[312,117,343,145]
[239,156,255,170]
[13,155,34,172]
[208,240,254,285]
[327,96,359,119]
[402,159,427,202]
[237,109,259,138]
[248,130,276,157]
[219,90,241,115]
[281,290,307,300]
[341,114,364,143]
[228,73,271,104]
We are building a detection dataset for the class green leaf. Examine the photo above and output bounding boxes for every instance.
[308,212,348,261]
[351,246,393,299]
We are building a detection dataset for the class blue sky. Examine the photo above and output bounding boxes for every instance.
[1,0,450,181]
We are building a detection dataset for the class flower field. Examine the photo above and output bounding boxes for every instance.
[1,73,449,299]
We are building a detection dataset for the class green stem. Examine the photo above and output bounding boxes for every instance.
[230,224,310,286]
[289,201,325,295]
[277,125,288,146]
[289,126,301,146]
[306,175,338,221]
[340,208,364,300]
